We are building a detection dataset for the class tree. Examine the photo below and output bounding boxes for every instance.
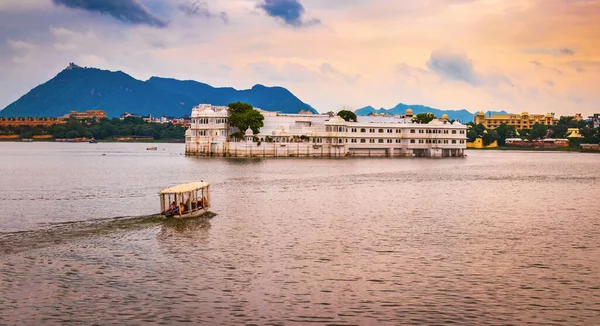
[530,123,548,140]
[66,130,79,139]
[412,112,435,124]
[466,123,486,142]
[337,110,357,122]
[481,130,494,146]
[495,123,517,146]
[228,102,264,134]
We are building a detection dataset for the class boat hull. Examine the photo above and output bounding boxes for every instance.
[164,207,210,219]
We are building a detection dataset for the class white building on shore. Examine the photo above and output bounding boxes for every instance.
[185,104,467,158]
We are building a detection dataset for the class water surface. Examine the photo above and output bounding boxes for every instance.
[0,142,599,324]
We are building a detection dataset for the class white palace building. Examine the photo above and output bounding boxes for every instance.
[185,104,467,158]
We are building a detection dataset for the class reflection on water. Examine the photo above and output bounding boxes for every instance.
[1,143,600,325]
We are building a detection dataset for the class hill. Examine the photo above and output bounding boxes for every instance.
[355,103,509,122]
[0,63,316,118]
[147,77,317,115]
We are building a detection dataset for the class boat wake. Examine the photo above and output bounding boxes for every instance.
[0,212,216,255]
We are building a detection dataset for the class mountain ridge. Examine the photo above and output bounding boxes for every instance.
[0,64,317,118]
[355,104,509,122]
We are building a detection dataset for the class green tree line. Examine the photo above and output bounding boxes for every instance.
[0,117,186,140]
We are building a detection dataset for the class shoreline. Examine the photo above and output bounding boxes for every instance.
[0,139,184,144]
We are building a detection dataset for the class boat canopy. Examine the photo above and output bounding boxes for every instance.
[160,182,210,195]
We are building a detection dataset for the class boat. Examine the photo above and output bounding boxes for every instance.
[147,146,157,150]
[89,139,98,143]
[159,182,211,218]
[21,138,34,142]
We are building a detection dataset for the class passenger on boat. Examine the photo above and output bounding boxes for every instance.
[202,196,208,208]
[165,202,179,217]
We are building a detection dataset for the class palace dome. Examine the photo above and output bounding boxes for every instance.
[244,127,254,136]
[405,109,413,115]
[326,116,346,124]
[521,111,529,116]
[441,113,449,120]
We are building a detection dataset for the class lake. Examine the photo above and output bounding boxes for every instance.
[1,142,599,325]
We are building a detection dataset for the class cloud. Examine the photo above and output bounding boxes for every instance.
[319,63,360,84]
[7,39,37,51]
[178,1,228,23]
[426,48,481,86]
[530,60,542,66]
[522,47,577,57]
[51,0,167,27]
[257,0,320,27]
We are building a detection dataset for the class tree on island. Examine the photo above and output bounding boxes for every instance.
[412,112,436,124]
[337,110,357,122]
[227,102,264,135]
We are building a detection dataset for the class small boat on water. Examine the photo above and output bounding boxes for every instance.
[89,139,98,143]
[21,138,33,142]
[160,182,211,218]
[147,146,158,150]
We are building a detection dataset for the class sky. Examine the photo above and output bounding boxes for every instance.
[0,0,599,116]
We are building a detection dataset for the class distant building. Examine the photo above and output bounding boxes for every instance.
[573,113,584,121]
[68,110,106,120]
[505,138,569,148]
[590,113,600,129]
[474,111,558,129]
[566,128,583,138]
[0,117,66,127]
[120,112,139,120]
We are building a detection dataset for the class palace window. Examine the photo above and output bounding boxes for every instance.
[379,128,384,133]
[396,129,402,133]
[410,129,415,133]
[396,139,401,143]
[369,139,375,143]
[361,128,366,132]
[452,140,456,144]
[370,129,375,133]
[360,139,366,143]
[351,139,357,143]
[378,139,384,143]
[410,139,415,143]
[351,128,357,132]
[387,139,393,143]
[419,129,424,133]
[459,130,465,134]
[452,130,456,134]
[387,129,393,133]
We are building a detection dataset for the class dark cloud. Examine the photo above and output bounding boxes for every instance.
[178,1,228,23]
[51,0,167,27]
[523,47,576,57]
[426,48,481,86]
[257,0,320,27]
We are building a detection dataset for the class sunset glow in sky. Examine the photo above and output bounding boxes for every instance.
[1,0,599,116]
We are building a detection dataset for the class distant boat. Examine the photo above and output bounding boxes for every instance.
[147,146,158,150]
[21,138,34,142]
[89,139,98,143]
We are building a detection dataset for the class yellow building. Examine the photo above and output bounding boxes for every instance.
[66,110,107,120]
[474,111,558,130]
[466,137,498,149]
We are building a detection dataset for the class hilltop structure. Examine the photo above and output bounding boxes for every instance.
[474,111,558,129]
[185,105,467,158]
